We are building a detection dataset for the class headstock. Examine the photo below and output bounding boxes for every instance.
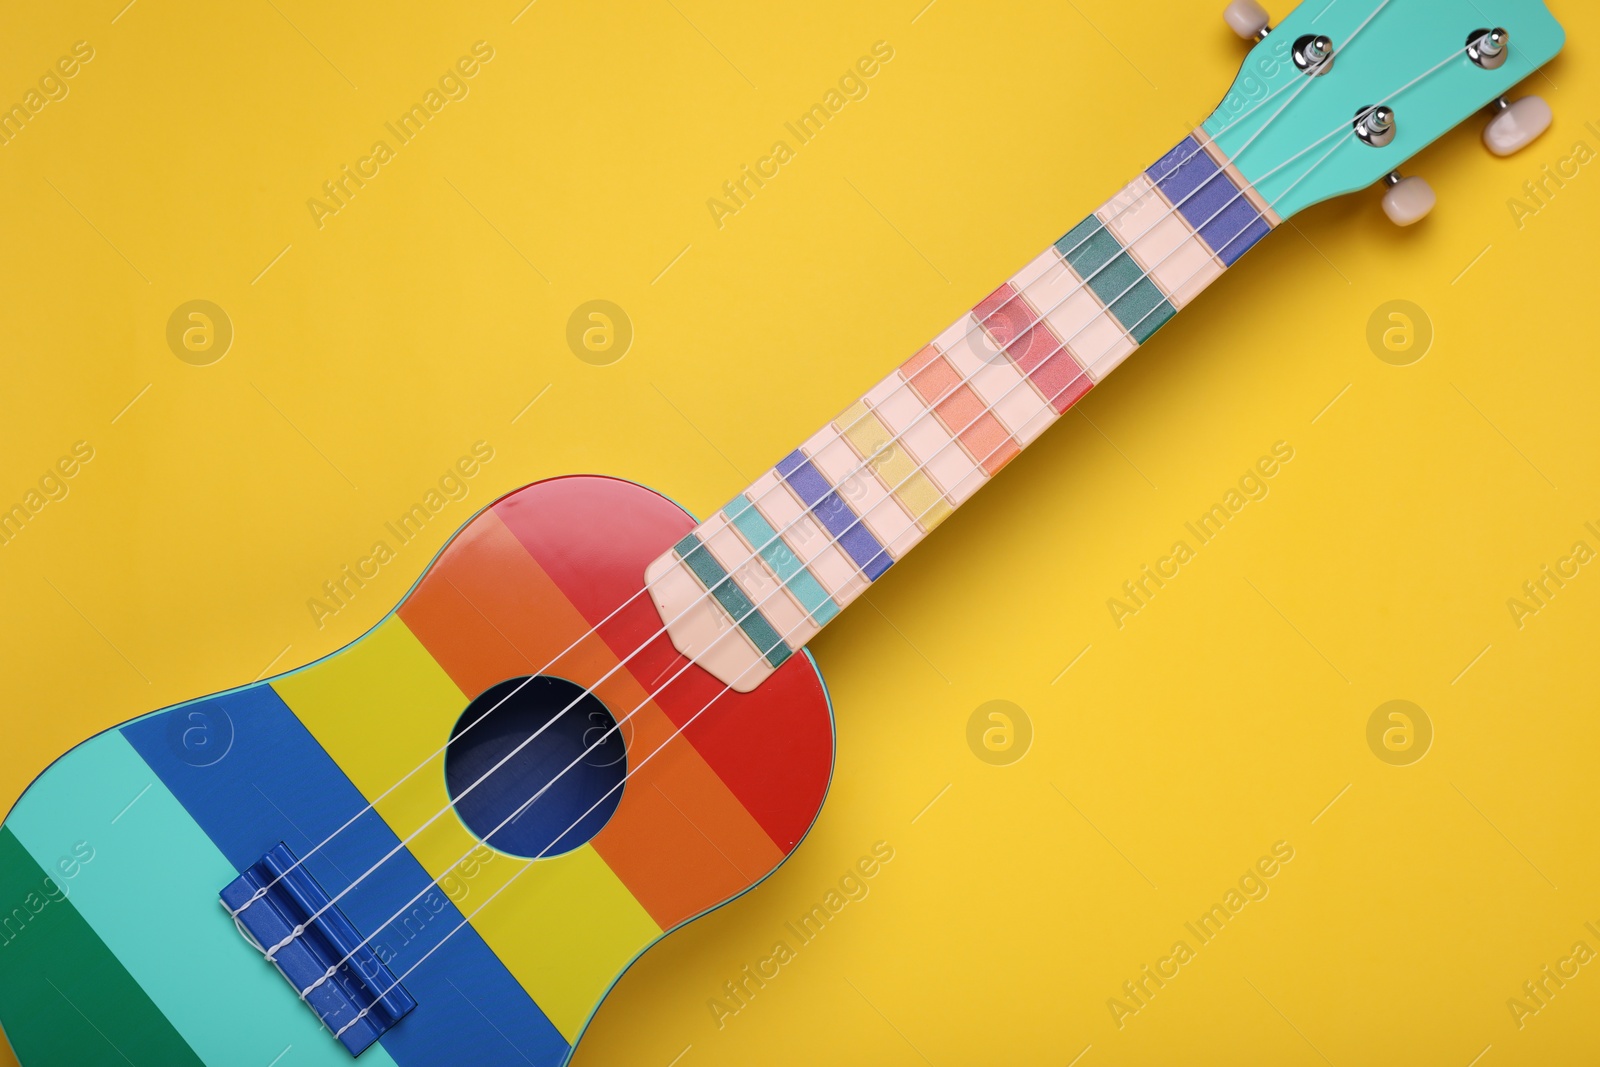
[1207,0,1565,224]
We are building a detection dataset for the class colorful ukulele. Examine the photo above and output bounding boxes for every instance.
[0,1,1565,1063]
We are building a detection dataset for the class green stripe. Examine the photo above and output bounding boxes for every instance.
[5,731,399,1067]
[1055,218,1176,343]
[722,495,839,626]
[672,533,791,668]
[0,825,205,1067]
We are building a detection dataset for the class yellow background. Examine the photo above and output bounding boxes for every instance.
[2,0,1597,1064]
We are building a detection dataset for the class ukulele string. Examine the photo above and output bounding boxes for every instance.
[260,7,1423,964]
[231,116,1296,926]
[333,30,1494,1028]
[253,1,1419,957]
[306,68,1412,1009]
[329,12,1503,1000]
[224,53,1336,923]
[331,119,1366,1032]
[271,97,1348,969]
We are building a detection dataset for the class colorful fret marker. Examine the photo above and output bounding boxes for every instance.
[1010,250,1132,384]
[745,470,868,607]
[1147,135,1271,266]
[899,347,1022,483]
[973,285,1094,414]
[1101,176,1224,310]
[935,324,1054,446]
[724,495,840,626]
[805,427,923,558]
[673,532,791,667]
[835,401,954,531]
[695,511,819,651]
[649,134,1277,692]
[775,450,892,581]
[1056,218,1176,344]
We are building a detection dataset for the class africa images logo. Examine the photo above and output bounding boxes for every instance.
[306,441,495,628]
[305,42,496,230]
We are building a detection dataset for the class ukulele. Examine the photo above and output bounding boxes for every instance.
[0,1,1565,1063]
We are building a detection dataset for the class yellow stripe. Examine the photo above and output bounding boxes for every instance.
[836,400,953,531]
[272,616,660,1041]
[465,843,657,1041]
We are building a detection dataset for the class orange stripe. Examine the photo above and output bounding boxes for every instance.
[901,345,1021,475]
[397,510,783,929]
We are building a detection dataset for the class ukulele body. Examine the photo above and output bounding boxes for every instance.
[0,475,834,1067]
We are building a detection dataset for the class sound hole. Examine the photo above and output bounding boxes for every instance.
[444,675,627,858]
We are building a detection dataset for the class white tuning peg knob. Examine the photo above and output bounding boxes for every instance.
[1223,0,1270,39]
[1484,96,1553,156]
[1381,173,1435,226]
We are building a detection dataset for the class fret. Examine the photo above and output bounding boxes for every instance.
[647,131,1279,691]
[1101,175,1224,309]
[742,469,870,606]
[1011,247,1133,385]
[722,494,839,626]
[775,449,893,581]
[1149,131,1279,264]
[877,353,990,503]
[833,398,954,528]
[933,319,1055,446]
[804,425,925,556]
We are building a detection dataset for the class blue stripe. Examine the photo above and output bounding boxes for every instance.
[1146,135,1270,266]
[5,731,392,1067]
[121,684,571,1067]
[723,495,839,626]
[774,451,892,581]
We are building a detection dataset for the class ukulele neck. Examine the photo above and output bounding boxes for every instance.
[646,129,1280,692]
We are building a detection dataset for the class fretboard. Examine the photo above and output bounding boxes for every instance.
[646,130,1280,691]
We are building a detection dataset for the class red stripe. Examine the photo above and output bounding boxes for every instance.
[396,507,788,927]
[973,283,1036,345]
[493,476,833,854]
[1008,322,1093,414]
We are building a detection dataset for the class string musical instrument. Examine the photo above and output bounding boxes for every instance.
[0,0,1565,1063]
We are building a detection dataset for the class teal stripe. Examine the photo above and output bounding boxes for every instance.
[6,730,401,1067]
[1055,217,1176,343]
[673,533,792,668]
[723,495,839,626]
[1057,216,1122,279]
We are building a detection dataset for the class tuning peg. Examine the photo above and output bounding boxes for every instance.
[1381,173,1435,226]
[1483,96,1553,156]
[1224,0,1271,40]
